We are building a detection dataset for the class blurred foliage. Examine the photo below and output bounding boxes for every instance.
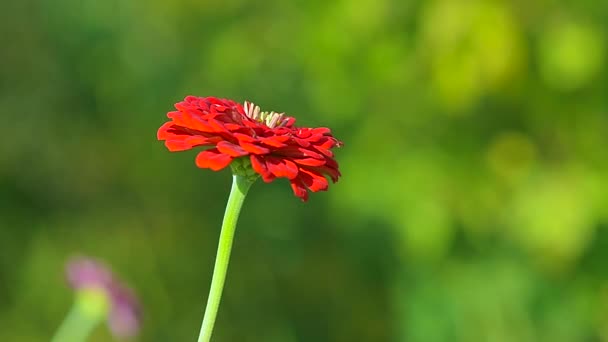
[1,0,607,341]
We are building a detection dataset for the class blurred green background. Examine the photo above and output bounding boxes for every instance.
[1,0,608,341]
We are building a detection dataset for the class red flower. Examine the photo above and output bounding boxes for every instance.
[158,96,342,201]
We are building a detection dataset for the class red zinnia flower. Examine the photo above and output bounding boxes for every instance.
[157,96,342,201]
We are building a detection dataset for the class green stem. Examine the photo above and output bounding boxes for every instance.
[50,302,102,342]
[197,174,253,342]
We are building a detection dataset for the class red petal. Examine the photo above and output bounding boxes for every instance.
[195,149,233,171]
[157,122,176,140]
[266,157,299,179]
[233,102,246,115]
[294,138,311,148]
[165,140,197,151]
[299,169,329,192]
[275,146,323,159]
[310,164,341,182]
[233,133,257,143]
[316,137,339,149]
[305,134,324,143]
[186,136,214,145]
[292,158,326,166]
[168,110,216,132]
[217,141,249,157]
[208,119,228,133]
[314,146,333,157]
[243,120,260,129]
[282,117,296,127]
[289,178,309,201]
[211,104,227,112]
[240,142,270,154]
[159,123,214,151]
[272,127,292,135]
[311,127,331,135]
[224,123,243,130]
[295,130,310,139]
[208,97,230,106]
[250,155,274,182]
[324,157,338,169]
[260,136,289,148]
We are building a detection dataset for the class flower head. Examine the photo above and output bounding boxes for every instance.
[67,257,141,338]
[158,96,342,201]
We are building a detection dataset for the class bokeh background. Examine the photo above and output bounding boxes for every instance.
[1,0,608,341]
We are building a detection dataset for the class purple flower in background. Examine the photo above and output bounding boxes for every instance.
[66,257,142,338]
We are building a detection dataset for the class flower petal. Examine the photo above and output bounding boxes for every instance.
[66,258,113,290]
[266,157,299,179]
[293,137,310,147]
[224,123,243,130]
[207,118,229,133]
[275,146,323,159]
[316,136,341,149]
[168,110,215,132]
[250,155,274,182]
[195,149,233,171]
[164,140,193,151]
[260,136,289,148]
[166,136,214,152]
[311,127,331,135]
[108,284,141,338]
[233,132,257,143]
[240,142,270,154]
[289,178,309,201]
[157,122,177,140]
[292,157,326,166]
[299,169,329,192]
[314,146,333,157]
[282,117,296,127]
[216,141,249,157]
[310,164,341,182]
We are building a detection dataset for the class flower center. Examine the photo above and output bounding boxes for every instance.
[244,101,289,128]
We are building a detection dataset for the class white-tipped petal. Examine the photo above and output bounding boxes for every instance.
[242,102,290,128]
